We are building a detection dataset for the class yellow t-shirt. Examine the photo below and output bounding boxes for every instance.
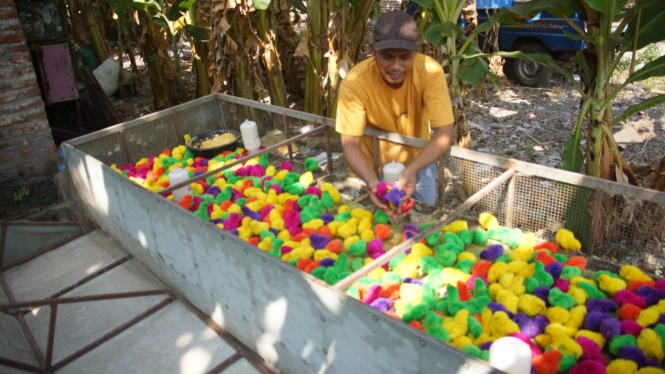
[335,53,454,166]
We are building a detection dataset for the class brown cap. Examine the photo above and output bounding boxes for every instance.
[373,11,419,52]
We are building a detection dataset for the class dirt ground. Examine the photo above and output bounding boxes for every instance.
[109,50,665,188]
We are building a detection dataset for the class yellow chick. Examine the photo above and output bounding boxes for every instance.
[303,219,325,231]
[479,212,500,230]
[443,310,469,339]
[360,230,375,242]
[336,222,357,239]
[565,305,587,329]
[440,267,471,286]
[451,336,474,350]
[274,169,289,180]
[337,205,350,214]
[367,267,386,280]
[320,183,341,204]
[535,334,552,349]
[496,289,519,314]
[343,235,360,250]
[606,359,638,374]
[555,228,581,252]
[277,230,291,241]
[394,263,418,279]
[637,308,660,328]
[509,247,532,262]
[637,328,665,362]
[546,307,571,325]
[357,217,372,234]
[505,260,528,275]
[443,220,468,234]
[517,263,536,278]
[489,283,503,301]
[597,274,627,296]
[546,323,577,339]
[314,249,338,262]
[410,243,433,257]
[567,286,588,306]
[515,232,536,252]
[490,311,520,337]
[550,336,583,358]
[400,283,423,305]
[575,330,606,348]
[327,221,343,236]
[299,171,314,185]
[351,208,373,221]
[457,252,476,262]
[620,265,653,282]
[518,294,546,317]
[257,237,273,252]
[488,262,507,283]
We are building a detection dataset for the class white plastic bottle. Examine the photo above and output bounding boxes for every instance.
[239,119,261,153]
[383,160,405,184]
[488,336,532,374]
[168,167,192,203]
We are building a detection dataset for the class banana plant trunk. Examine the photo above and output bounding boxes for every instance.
[304,0,327,116]
[73,0,109,63]
[138,10,174,109]
[582,4,634,182]
[257,9,287,107]
[189,2,210,97]
[447,24,471,149]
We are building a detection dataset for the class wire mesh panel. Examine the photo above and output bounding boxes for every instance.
[591,192,665,276]
[451,158,510,219]
[512,176,592,246]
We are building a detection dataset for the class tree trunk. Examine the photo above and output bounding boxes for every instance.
[138,10,174,109]
[304,0,328,116]
[582,3,636,183]
[257,9,287,107]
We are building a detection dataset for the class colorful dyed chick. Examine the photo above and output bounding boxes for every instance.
[555,229,581,253]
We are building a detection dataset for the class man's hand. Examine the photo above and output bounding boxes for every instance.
[340,134,394,216]
[368,180,393,217]
[397,165,418,210]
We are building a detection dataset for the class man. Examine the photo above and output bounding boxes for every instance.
[335,11,455,213]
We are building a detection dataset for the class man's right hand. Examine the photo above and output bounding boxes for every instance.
[368,180,393,217]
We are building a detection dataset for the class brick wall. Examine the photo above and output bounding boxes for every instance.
[0,0,60,219]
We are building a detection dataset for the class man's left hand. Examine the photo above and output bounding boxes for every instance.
[398,166,418,211]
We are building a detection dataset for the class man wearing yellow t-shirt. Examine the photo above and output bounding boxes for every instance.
[335,11,454,212]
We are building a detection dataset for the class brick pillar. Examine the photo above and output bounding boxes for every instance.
[0,0,60,219]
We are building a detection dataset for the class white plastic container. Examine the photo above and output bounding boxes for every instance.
[488,336,532,374]
[383,160,405,184]
[240,119,261,153]
[168,167,192,203]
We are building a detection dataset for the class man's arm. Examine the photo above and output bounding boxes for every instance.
[398,123,453,203]
[340,134,391,213]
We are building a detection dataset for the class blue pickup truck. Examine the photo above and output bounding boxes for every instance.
[476,0,585,87]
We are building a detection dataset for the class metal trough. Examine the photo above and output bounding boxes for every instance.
[61,94,665,373]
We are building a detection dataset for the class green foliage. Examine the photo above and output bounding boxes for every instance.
[493,0,665,179]
[167,0,197,20]
[13,187,30,202]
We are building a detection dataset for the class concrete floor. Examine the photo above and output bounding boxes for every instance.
[0,230,272,374]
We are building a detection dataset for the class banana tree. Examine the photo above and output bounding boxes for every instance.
[411,0,497,148]
[486,0,665,183]
[294,0,376,116]
[208,0,289,107]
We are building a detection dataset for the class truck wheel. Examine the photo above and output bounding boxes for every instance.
[507,43,554,87]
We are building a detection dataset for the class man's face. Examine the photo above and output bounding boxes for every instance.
[371,44,416,89]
